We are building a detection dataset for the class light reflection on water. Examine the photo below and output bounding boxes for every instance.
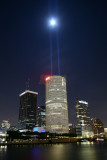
[32,144,66,160]
[76,142,97,160]
[0,145,7,151]
[77,141,94,145]
[31,142,107,160]
[0,143,107,160]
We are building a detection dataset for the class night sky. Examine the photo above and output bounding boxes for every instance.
[0,0,107,127]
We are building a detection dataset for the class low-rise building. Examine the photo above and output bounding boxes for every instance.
[1,120,10,130]
[0,129,7,142]
[36,106,45,127]
[104,128,107,138]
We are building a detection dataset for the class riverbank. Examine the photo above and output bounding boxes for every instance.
[1,137,106,146]
[1,142,107,160]
[0,137,78,145]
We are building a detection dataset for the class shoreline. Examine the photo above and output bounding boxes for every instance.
[0,138,106,146]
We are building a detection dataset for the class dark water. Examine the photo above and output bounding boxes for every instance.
[0,142,107,160]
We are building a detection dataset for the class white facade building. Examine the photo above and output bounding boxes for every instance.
[45,75,69,133]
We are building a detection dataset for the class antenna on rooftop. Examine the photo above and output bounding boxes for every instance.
[26,78,30,90]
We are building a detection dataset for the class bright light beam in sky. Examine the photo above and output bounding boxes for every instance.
[48,17,60,75]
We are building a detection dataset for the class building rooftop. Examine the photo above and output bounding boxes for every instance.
[19,90,38,97]
[78,100,88,105]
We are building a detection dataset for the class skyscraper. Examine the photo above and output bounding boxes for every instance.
[18,90,38,130]
[45,75,69,133]
[75,100,93,137]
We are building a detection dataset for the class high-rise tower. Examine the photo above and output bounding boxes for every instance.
[75,100,93,137]
[45,75,69,133]
[18,90,38,130]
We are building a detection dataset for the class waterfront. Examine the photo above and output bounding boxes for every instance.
[0,142,107,160]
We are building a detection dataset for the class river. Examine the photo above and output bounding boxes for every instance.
[0,142,107,160]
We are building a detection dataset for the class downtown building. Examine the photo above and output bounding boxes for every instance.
[1,120,10,130]
[91,118,104,137]
[45,75,69,134]
[18,90,38,130]
[75,100,93,138]
[33,106,46,133]
[36,106,46,127]
[104,128,107,138]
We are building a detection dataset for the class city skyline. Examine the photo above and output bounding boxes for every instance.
[0,0,107,127]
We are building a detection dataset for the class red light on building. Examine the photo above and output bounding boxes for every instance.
[45,76,51,81]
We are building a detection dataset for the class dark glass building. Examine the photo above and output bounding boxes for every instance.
[18,90,38,130]
[36,106,45,127]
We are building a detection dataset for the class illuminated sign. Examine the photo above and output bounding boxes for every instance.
[41,129,46,133]
[45,76,51,81]
[33,127,46,133]
[34,127,38,132]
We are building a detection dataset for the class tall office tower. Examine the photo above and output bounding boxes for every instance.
[45,75,69,133]
[36,106,46,127]
[91,118,104,137]
[19,90,38,130]
[75,100,93,137]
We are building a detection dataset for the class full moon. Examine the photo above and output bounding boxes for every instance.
[50,19,56,26]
